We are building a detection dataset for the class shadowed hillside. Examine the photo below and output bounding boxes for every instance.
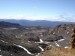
[0,21,21,28]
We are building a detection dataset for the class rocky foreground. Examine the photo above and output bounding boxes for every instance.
[0,21,75,56]
[40,26,75,56]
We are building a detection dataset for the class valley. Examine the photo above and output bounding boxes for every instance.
[0,21,74,56]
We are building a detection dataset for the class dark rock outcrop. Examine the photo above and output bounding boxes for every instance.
[71,27,75,48]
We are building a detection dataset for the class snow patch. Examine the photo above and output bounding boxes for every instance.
[15,45,34,55]
[38,46,44,51]
[40,39,44,43]
[58,39,65,42]
[0,40,8,43]
[55,42,60,47]
[0,55,2,56]
[28,41,31,43]
[67,32,69,34]
[35,39,44,44]
[64,46,68,48]
[35,53,40,56]
[53,32,55,35]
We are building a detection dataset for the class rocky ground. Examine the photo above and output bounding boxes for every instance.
[40,26,75,56]
[0,21,75,56]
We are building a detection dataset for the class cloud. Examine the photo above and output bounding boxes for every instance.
[0,15,46,20]
[0,15,75,22]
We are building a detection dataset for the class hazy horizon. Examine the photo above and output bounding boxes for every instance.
[0,0,75,22]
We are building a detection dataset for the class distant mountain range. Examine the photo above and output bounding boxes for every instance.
[0,19,75,26]
[0,21,21,28]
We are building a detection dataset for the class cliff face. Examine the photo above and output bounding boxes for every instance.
[40,27,75,56]
[70,27,75,49]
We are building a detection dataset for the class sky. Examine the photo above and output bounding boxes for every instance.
[0,0,75,22]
